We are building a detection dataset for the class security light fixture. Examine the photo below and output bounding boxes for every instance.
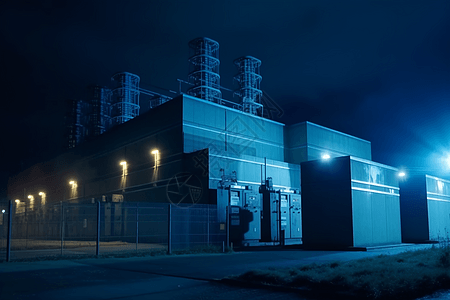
[399,172,406,177]
[15,199,20,203]
[151,149,159,168]
[321,154,331,160]
[1,209,5,213]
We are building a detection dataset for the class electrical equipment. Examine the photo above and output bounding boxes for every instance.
[242,192,261,241]
[289,194,302,239]
[217,185,262,246]
[261,188,280,242]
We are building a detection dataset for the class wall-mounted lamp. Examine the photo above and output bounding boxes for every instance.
[151,149,159,168]
[39,192,46,205]
[321,154,331,160]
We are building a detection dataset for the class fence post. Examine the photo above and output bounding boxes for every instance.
[6,200,12,262]
[60,201,64,256]
[25,203,28,250]
[96,201,100,256]
[226,205,230,249]
[136,204,139,253]
[207,205,210,246]
[168,204,171,254]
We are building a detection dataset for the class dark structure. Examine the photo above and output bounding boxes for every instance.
[400,175,450,242]
[301,156,401,249]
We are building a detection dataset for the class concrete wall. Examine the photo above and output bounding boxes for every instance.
[183,95,284,161]
[301,157,353,248]
[426,175,450,240]
[302,156,401,249]
[399,175,429,242]
[285,122,371,165]
[350,157,401,247]
[182,95,299,190]
[8,97,185,206]
[400,175,450,242]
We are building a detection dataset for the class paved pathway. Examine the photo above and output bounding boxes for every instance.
[0,244,442,300]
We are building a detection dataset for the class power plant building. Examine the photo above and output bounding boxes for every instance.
[8,93,385,248]
[8,36,448,250]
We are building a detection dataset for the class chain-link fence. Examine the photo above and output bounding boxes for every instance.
[0,201,226,261]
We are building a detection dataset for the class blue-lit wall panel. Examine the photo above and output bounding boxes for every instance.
[350,158,401,247]
[183,95,284,161]
[285,122,372,165]
[302,156,401,249]
[426,175,450,241]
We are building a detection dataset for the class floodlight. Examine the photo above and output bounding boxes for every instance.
[321,154,331,160]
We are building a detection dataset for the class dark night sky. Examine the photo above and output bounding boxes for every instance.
[1,0,450,195]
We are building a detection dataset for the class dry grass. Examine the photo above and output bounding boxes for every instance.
[233,246,450,299]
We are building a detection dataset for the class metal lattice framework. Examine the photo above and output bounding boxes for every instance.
[86,85,111,138]
[187,37,222,103]
[233,56,263,115]
[111,72,140,125]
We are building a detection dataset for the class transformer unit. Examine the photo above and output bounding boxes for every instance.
[260,180,302,245]
[217,184,261,246]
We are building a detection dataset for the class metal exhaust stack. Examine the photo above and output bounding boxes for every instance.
[187,37,222,104]
[233,56,263,115]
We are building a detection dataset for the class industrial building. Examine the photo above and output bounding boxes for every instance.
[301,156,402,249]
[6,37,449,250]
[7,92,379,248]
[400,175,450,243]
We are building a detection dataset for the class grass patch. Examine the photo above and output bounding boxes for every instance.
[231,246,450,299]
[0,244,230,263]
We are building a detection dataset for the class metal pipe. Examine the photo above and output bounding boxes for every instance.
[264,157,267,182]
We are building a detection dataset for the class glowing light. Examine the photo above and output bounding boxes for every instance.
[151,149,159,169]
[1,210,5,213]
[321,154,331,160]
[69,180,75,185]
[39,192,46,205]
[120,161,127,166]
[15,199,20,203]
[399,172,406,177]
[28,195,33,199]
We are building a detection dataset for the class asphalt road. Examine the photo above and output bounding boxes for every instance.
[0,244,443,300]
